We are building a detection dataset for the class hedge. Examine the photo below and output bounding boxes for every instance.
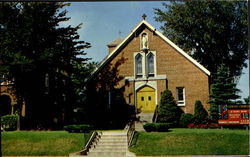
[63,124,94,133]
[1,114,18,131]
[143,123,170,132]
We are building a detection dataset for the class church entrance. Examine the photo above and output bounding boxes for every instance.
[136,86,156,113]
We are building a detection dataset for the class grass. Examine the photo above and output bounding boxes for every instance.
[2,131,90,156]
[129,128,249,155]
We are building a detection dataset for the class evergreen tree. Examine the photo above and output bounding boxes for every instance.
[0,2,91,129]
[193,100,209,125]
[157,89,183,127]
[155,1,247,82]
[209,64,241,122]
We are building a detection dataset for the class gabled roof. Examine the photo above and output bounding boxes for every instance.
[86,20,210,82]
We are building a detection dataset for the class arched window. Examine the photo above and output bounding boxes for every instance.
[147,53,154,76]
[135,54,143,77]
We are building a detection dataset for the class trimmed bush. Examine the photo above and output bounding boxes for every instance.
[157,89,183,127]
[1,114,18,131]
[63,124,94,133]
[180,113,194,128]
[194,100,209,125]
[143,123,170,132]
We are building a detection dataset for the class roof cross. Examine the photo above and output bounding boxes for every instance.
[142,14,147,20]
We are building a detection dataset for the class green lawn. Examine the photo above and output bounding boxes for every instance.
[2,131,89,156]
[130,128,249,155]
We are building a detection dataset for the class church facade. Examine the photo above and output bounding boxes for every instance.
[88,19,210,115]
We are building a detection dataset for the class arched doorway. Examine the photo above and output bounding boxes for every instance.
[136,86,156,113]
[0,94,12,115]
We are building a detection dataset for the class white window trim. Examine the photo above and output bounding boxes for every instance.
[135,53,143,77]
[134,51,157,79]
[176,87,185,106]
[146,51,157,77]
[134,52,146,78]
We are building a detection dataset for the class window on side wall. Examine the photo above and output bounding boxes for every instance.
[176,87,185,106]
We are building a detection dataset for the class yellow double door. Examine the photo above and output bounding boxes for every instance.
[136,86,156,113]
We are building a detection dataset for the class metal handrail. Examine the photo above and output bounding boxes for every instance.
[126,120,135,147]
[152,104,159,123]
[80,131,99,155]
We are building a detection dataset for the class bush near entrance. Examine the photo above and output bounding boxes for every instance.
[143,123,170,132]
[157,89,183,127]
[63,124,94,133]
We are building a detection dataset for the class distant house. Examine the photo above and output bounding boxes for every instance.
[87,19,210,122]
[0,80,25,116]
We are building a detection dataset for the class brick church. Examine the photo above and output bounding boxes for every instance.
[87,18,210,119]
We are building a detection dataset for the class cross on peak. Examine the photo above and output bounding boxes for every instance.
[142,14,147,20]
[118,30,122,37]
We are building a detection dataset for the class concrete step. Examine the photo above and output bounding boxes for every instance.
[92,143,127,149]
[99,138,127,142]
[101,131,127,135]
[97,141,127,145]
[137,113,154,123]
[135,121,145,131]
[88,151,126,156]
[86,130,129,157]
[89,147,127,152]
[101,135,127,139]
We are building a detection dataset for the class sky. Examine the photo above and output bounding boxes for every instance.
[60,2,249,100]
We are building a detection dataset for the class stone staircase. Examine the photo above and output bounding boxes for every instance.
[135,113,154,131]
[86,130,135,157]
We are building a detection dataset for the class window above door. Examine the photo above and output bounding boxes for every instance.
[134,51,156,79]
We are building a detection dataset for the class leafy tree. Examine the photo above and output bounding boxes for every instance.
[193,100,209,125]
[85,56,134,129]
[155,1,247,82]
[0,2,91,129]
[157,89,183,127]
[209,64,240,122]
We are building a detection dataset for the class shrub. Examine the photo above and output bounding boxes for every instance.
[1,114,18,131]
[208,123,219,129]
[194,100,209,125]
[157,89,183,127]
[198,124,208,129]
[143,123,170,132]
[187,123,196,128]
[180,113,194,127]
[63,124,94,133]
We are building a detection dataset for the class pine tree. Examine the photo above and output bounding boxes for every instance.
[193,100,209,125]
[209,64,241,122]
[157,89,183,127]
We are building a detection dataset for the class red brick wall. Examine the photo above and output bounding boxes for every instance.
[104,26,209,114]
